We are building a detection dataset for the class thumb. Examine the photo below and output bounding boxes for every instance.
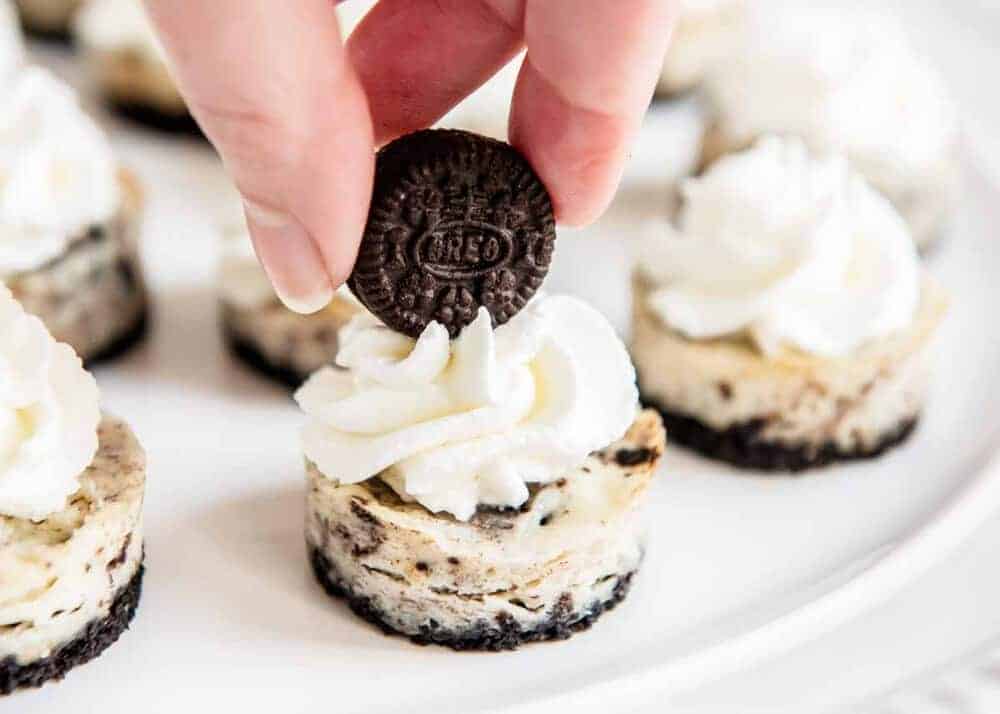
[145,0,374,313]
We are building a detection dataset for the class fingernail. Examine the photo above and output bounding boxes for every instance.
[243,200,334,315]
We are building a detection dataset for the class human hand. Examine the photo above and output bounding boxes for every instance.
[144,0,676,313]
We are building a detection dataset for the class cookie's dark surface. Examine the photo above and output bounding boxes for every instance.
[642,392,918,472]
[350,130,556,339]
[0,563,144,696]
[309,547,632,652]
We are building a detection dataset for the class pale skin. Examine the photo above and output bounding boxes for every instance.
[144,0,677,314]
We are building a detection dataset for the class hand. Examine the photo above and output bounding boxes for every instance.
[145,0,676,313]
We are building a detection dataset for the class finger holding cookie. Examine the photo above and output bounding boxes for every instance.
[144,0,675,313]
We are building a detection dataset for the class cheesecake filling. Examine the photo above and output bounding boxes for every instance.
[640,136,921,358]
[0,68,120,276]
[297,295,638,521]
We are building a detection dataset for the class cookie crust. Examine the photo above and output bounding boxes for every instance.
[645,394,918,472]
[310,547,634,652]
[224,328,308,390]
[0,563,144,696]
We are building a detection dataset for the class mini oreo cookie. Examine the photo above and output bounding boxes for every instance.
[349,130,556,338]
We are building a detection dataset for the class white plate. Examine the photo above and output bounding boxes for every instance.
[13,41,1000,714]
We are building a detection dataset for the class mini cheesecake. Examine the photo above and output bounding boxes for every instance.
[307,409,663,651]
[656,0,745,98]
[0,67,149,365]
[1,416,145,694]
[633,136,946,471]
[7,171,148,366]
[75,0,197,135]
[14,0,80,42]
[633,276,947,471]
[219,229,362,388]
[0,285,146,694]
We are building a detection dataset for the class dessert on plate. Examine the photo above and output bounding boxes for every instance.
[13,0,79,42]
[701,8,960,251]
[0,286,146,694]
[2,67,149,365]
[75,0,196,134]
[219,227,363,388]
[656,0,745,98]
[299,129,665,650]
[633,137,947,472]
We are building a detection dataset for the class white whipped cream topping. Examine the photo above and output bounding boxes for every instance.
[0,67,120,275]
[706,8,958,194]
[218,227,358,310]
[297,295,638,521]
[640,137,921,357]
[0,0,24,84]
[75,0,166,61]
[0,286,101,520]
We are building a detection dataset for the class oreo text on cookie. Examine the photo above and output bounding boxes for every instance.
[349,130,556,339]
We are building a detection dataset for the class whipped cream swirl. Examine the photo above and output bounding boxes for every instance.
[76,0,167,61]
[0,286,101,520]
[706,8,958,194]
[0,67,120,275]
[640,137,921,357]
[297,295,638,521]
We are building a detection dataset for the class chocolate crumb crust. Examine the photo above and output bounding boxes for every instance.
[350,129,556,339]
[642,393,918,472]
[224,328,307,390]
[108,100,204,138]
[309,547,633,652]
[0,562,144,696]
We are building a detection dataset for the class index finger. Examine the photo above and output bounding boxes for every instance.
[144,0,375,313]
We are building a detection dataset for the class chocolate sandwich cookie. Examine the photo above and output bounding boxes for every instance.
[349,129,556,338]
